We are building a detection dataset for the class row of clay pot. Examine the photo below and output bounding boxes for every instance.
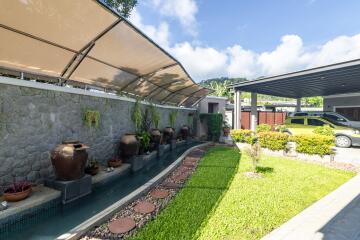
[50,126,191,182]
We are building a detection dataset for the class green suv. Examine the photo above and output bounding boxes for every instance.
[284,116,360,148]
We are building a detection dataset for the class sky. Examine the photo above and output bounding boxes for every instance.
[129,0,360,82]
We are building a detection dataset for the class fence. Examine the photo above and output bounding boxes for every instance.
[240,111,287,129]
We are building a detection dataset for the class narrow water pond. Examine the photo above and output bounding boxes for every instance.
[1,142,200,240]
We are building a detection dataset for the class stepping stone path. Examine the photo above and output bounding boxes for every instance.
[173,173,189,182]
[108,217,136,234]
[161,182,182,189]
[177,166,191,174]
[182,161,196,167]
[134,201,156,214]
[150,189,169,199]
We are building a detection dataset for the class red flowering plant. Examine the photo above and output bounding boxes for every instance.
[4,177,31,193]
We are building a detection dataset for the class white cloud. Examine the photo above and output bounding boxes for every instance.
[150,0,198,36]
[170,42,228,80]
[129,8,171,48]
[130,8,360,81]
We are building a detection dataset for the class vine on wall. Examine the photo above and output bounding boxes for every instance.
[83,110,101,128]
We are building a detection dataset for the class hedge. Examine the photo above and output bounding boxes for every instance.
[230,129,255,144]
[313,125,335,136]
[256,124,272,133]
[258,131,289,151]
[293,134,334,156]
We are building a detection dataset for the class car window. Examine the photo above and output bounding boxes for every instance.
[308,119,325,126]
[291,119,304,125]
[322,113,347,122]
[294,113,308,116]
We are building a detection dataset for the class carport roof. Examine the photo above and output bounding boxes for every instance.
[231,58,360,98]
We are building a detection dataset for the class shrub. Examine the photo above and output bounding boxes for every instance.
[200,113,223,141]
[230,129,254,144]
[313,125,335,136]
[256,124,272,133]
[245,142,261,172]
[258,131,289,151]
[293,134,334,156]
[275,124,288,133]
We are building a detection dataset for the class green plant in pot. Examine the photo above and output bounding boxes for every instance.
[149,103,162,147]
[138,131,151,155]
[85,158,99,176]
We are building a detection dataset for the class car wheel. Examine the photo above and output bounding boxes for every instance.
[335,135,352,148]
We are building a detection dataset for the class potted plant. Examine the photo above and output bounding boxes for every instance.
[108,157,122,168]
[3,178,32,202]
[223,121,231,137]
[163,111,177,144]
[149,104,162,147]
[120,100,142,158]
[138,131,151,155]
[85,158,99,176]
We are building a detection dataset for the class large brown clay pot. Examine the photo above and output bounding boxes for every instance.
[163,127,174,144]
[150,129,162,145]
[223,127,230,137]
[120,134,139,158]
[180,125,190,140]
[51,140,89,181]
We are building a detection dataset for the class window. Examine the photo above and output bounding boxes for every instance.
[322,113,347,122]
[291,119,304,125]
[308,119,325,126]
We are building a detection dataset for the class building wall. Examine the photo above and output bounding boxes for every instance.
[0,77,195,190]
[197,96,227,138]
[323,95,360,111]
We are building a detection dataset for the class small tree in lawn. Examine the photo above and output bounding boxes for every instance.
[245,138,261,173]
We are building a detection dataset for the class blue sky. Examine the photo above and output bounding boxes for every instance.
[130,0,360,81]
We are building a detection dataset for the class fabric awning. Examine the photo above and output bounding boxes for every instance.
[0,0,211,106]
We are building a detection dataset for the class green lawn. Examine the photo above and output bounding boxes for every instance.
[131,146,355,240]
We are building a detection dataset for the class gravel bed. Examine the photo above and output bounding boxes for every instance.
[81,146,210,240]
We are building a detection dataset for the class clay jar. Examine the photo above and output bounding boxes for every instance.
[150,129,162,146]
[163,127,174,144]
[223,127,230,137]
[120,134,139,158]
[180,125,190,140]
[51,140,89,181]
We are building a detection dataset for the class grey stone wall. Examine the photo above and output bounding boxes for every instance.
[0,79,195,191]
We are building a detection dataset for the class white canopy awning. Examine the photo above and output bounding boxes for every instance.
[0,0,211,106]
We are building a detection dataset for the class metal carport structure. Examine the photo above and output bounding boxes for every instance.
[0,0,211,107]
[230,58,360,130]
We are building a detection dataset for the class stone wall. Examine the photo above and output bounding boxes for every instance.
[0,77,196,191]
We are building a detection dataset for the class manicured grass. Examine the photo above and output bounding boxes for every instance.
[132,146,355,240]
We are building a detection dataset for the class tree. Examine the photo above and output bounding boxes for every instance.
[104,0,137,18]
[303,96,323,107]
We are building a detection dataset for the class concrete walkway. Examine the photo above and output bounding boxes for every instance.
[262,174,360,240]
[334,147,360,166]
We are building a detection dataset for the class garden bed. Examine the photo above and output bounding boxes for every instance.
[80,145,212,239]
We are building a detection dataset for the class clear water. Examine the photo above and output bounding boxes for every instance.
[1,142,199,240]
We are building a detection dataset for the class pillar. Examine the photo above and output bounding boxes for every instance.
[296,98,301,112]
[250,92,257,132]
[234,89,241,129]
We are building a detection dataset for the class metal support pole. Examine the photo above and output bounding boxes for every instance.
[234,89,242,129]
[250,92,257,132]
[296,98,302,112]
